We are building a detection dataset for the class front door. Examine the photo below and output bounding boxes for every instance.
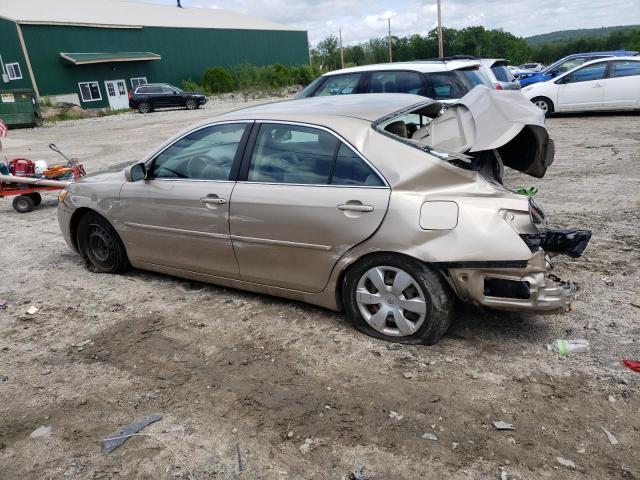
[118,122,251,278]
[230,122,390,293]
[104,79,129,110]
[556,62,607,111]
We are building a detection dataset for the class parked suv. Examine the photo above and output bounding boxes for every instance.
[518,50,639,87]
[296,59,492,103]
[128,83,207,113]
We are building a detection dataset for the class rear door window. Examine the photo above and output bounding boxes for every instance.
[610,60,640,78]
[366,71,424,94]
[247,124,337,184]
[313,73,363,96]
[331,143,384,186]
[491,65,514,82]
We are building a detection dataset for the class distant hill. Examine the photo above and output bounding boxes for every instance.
[526,25,640,45]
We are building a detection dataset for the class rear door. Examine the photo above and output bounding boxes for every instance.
[556,62,607,111]
[229,122,390,293]
[603,60,640,109]
[118,122,251,278]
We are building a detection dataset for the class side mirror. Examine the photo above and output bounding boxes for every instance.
[124,162,147,182]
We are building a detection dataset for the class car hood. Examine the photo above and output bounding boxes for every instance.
[77,162,129,183]
[412,86,554,178]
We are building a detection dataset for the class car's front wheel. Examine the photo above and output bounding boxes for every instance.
[77,212,130,273]
[137,101,152,114]
[185,98,198,110]
[531,97,554,116]
[343,254,454,345]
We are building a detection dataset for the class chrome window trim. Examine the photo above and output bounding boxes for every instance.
[249,119,390,188]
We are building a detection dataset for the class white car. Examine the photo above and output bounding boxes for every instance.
[477,59,520,90]
[522,56,640,115]
[297,59,493,103]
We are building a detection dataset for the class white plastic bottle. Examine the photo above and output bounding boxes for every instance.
[548,339,590,355]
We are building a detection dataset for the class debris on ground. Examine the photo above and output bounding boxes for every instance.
[421,432,438,441]
[386,343,401,351]
[348,468,371,480]
[515,186,538,197]
[557,457,576,469]
[30,426,52,438]
[101,414,162,454]
[236,442,244,472]
[493,421,514,430]
[601,426,619,445]
[601,276,614,286]
[631,299,640,309]
[72,339,92,349]
[389,411,404,421]
[0,375,7,383]
[500,470,508,480]
[548,339,590,355]
[0,300,7,310]
[299,437,313,455]
[622,360,640,373]
[402,372,414,380]
[26,306,38,315]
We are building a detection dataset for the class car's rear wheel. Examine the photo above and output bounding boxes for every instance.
[185,98,198,110]
[138,101,152,114]
[12,195,34,213]
[343,254,454,345]
[531,97,554,116]
[77,212,130,273]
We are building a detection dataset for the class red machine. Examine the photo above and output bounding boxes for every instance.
[9,158,36,176]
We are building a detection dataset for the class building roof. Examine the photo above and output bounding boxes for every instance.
[0,0,305,32]
[60,51,161,65]
[323,60,482,76]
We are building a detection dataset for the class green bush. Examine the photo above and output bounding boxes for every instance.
[181,78,205,93]
[228,63,261,90]
[260,64,292,88]
[201,67,234,94]
[290,65,320,86]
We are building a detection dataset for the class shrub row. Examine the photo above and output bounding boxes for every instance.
[182,63,321,95]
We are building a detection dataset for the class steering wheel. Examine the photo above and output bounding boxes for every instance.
[187,154,232,180]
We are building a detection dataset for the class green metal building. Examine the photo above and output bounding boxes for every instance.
[0,0,309,109]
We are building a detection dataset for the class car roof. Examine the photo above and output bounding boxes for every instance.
[578,56,640,67]
[217,93,429,123]
[322,60,482,76]
[561,50,638,59]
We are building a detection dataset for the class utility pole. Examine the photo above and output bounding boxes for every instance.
[339,29,345,69]
[387,18,393,63]
[437,0,444,58]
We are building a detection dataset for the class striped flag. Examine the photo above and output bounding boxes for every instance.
[0,119,7,138]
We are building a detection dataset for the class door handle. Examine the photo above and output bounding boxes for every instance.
[200,196,226,205]
[337,203,374,212]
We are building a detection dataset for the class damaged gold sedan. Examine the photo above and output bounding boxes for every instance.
[57,86,591,344]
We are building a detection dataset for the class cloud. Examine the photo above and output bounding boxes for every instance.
[142,0,640,45]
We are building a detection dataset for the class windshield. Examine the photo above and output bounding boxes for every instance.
[423,68,490,100]
[296,76,326,98]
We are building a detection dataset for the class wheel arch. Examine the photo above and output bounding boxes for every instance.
[333,250,449,311]
[69,207,118,252]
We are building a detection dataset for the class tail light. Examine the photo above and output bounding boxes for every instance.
[494,83,503,90]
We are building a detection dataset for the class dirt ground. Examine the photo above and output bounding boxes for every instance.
[0,101,639,480]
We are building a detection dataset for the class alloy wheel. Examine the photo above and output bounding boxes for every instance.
[356,266,427,337]
[534,99,549,113]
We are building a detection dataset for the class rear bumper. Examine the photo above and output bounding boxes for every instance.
[447,250,576,313]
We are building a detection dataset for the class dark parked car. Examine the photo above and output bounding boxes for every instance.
[128,83,207,113]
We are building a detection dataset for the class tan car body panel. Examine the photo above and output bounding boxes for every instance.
[58,93,571,313]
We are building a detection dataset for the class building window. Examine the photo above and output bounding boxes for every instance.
[78,81,102,102]
[6,63,22,80]
[131,77,148,88]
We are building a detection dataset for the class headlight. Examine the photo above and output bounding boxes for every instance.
[58,189,69,203]
[528,197,546,226]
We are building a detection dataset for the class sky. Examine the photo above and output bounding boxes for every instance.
[142,0,640,45]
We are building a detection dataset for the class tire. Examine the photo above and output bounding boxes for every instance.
[12,195,34,213]
[28,192,42,206]
[531,97,554,116]
[185,98,198,110]
[138,101,152,114]
[343,254,454,345]
[76,211,130,274]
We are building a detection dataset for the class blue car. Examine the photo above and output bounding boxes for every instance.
[518,50,639,87]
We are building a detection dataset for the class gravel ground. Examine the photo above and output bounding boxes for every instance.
[0,102,639,480]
